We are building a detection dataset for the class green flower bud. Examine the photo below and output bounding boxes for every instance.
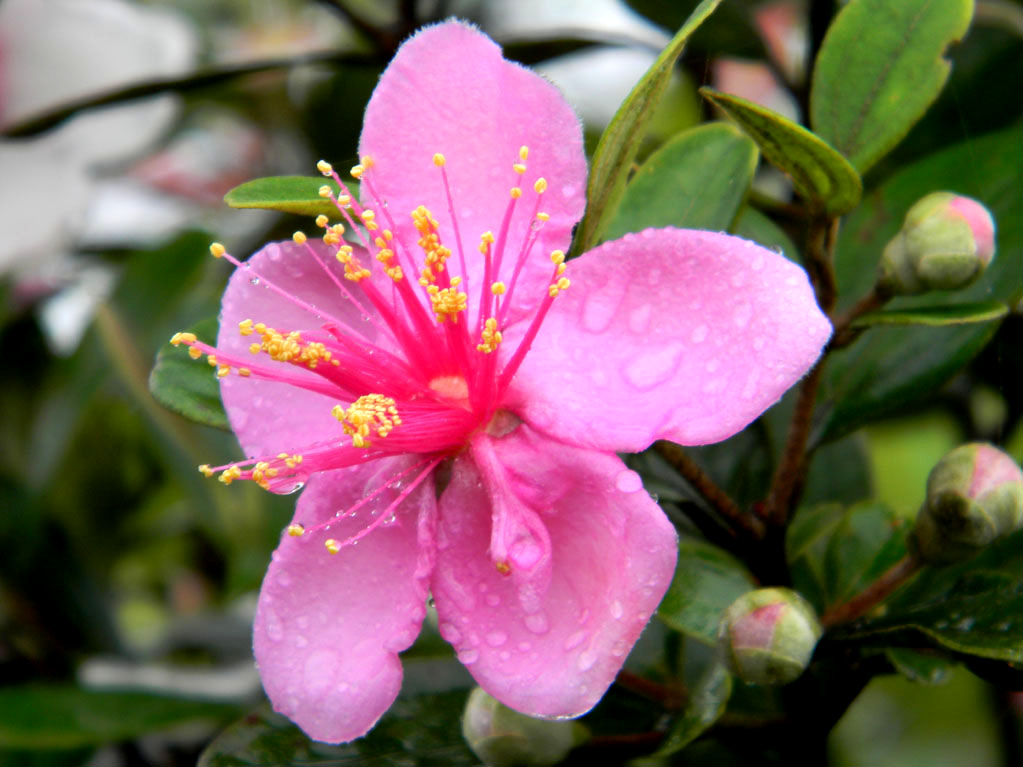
[910,443,1023,565]
[461,687,587,766]
[718,587,821,686]
[878,192,996,295]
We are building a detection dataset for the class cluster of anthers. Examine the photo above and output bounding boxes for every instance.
[169,146,571,553]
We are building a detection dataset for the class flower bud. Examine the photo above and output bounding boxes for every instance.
[461,687,587,766]
[878,192,996,295]
[718,588,821,685]
[910,443,1023,565]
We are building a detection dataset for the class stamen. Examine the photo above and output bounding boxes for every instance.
[333,394,401,447]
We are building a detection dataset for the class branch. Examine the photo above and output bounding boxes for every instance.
[819,554,922,628]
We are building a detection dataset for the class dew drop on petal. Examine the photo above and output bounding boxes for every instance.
[610,599,624,620]
[623,343,685,390]
[628,304,652,334]
[564,630,587,651]
[691,324,709,344]
[577,649,598,672]
[439,622,462,644]
[485,593,501,607]
[457,648,480,665]
[524,612,549,635]
[295,634,308,648]
[264,607,284,642]
[486,631,508,647]
[615,470,642,494]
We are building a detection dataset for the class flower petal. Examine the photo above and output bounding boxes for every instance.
[253,459,435,743]
[507,228,831,452]
[358,21,586,316]
[431,426,677,718]
[217,238,385,457]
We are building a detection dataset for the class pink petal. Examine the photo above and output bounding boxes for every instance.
[431,426,677,718]
[358,21,586,316]
[253,459,436,743]
[217,238,384,457]
[506,228,831,452]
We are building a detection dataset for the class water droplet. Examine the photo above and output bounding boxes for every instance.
[610,600,624,620]
[457,648,479,665]
[524,612,549,635]
[486,631,508,647]
[751,253,765,271]
[296,615,310,630]
[953,617,975,631]
[702,378,724,394]
[590,369,608,386]
[628,304,652,333]
[263,607,284,642]
[691,324,709,344]
[753,337,766,351]
[731,271,747,288]
[485,593,501,607]
[277,572,292,588]
[733,301,753,328]
[564,630,587,650]
[303,650,339,694]
[295,634,308,648]
[439,622,462,644]
[611,640,628,657]
[500,651,511,661]
[518,641,532,651]
[741,370,761,400]
[615,470,643,494]
[285,695,300,713]
[622,342,685,390]
[561,184,577,198]
[577,650,598,671]
[705,358,720,373]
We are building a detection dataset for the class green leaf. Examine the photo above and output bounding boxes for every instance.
[658,538,756,645]
[149,317,228,430]
[787,501,907,613]
[700,87,862,215]
[837,529,1023,662]
[0,685,240,749]
[820,124,1022,442]
[852,301,1009,327]
[224,176,346,218]
[885,648,954,685]
[732,206,800,263]
[570,0,724,255]
[653,662,732,757]
[604,122,758,239]
[199,693,478,767]
[810,0,974,173]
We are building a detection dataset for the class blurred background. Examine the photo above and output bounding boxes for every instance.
[0,1,1020,764]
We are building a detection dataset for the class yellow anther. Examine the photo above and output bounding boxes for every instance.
[491,281,506,295]
[477,317,503,353]
[188,346,202,359]
[292,231,307,245]
[519,146,529,161]
[549,276,571,297]
[338,194,351,206]
[361,209,376,221]
[219,465,242,485]
[287,523,305,537]
[238,319,254,336]
[510,187,522,199]
[350,165,365,180]
[171,331,197,345]
[315,214,329,228]
[550,249,565,265]
[374,236,388,248]
[534,178,548,194]
[557,263,567,276]
[428,285,468,321]
[217,365,231,378]
[210,242,226,258]
[513,163,526,175]
[496,560,512,575]
[249,343,261,354]
[316,160,333,175]
[433,153,446,167]
[537,212,550,222]
[383,229,393,241]
[318,185,333,198]
[333,394,402,448]
[361,155,375,168]
[478,231,495,254]
[198,464,214,477]
[325,539,341,554]
[239,368,251,377]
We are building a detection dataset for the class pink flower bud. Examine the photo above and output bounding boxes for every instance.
[718,587,822,685]
[878,192,996,295]
[911,443,1023,565]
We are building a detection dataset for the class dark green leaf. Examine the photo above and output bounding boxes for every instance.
[885,648,954,685]
[571,0,724,255]
[658,539,756,645]
[654,662,732,757]
[149,317,229,430]
[700,87,862,215]
[787,501,907,613]
[810,0,974,173]
[732,206,799,263]
[837,529,1023,662]
[852,301,1009,327]
[821,124,1022,443]
[604,122,757,239]
[224,176,346,218]
[199,693,478,767]
[0,686,240,749]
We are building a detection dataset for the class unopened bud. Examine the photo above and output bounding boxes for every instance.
[461,687,586,766]
[910,443,1023,565]
[718,588,821,685]
[878,192,995,295]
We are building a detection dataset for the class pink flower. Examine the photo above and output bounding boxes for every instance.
[172,21,831,743]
